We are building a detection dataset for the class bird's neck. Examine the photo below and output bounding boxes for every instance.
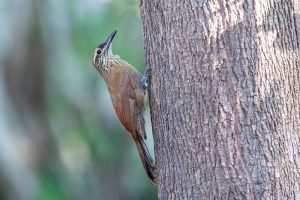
[98,55,122,78]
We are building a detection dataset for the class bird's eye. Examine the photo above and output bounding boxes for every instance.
[97,49,101,54]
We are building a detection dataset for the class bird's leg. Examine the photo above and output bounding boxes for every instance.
[141,66,150,91]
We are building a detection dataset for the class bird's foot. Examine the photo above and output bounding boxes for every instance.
[141,67,150,91]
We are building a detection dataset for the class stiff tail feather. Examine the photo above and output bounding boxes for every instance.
[134,135,157,184]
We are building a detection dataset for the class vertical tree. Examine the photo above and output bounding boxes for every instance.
[141,0,300,199]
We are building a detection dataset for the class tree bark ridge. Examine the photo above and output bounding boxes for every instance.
[141,0,300,199]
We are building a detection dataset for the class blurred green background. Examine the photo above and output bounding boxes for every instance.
[0,0,156,199]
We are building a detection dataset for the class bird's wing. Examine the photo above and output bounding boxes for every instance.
[111,72,138,135]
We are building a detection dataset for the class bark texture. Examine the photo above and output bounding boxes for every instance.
[140,0,300,199]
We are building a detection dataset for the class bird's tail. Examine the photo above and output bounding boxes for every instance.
[134,135,157,184]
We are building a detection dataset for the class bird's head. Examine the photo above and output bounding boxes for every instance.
[92,29,117,72]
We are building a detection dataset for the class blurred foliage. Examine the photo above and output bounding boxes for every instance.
[0,0,156,199]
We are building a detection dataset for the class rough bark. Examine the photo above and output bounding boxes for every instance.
[140,0,300,199]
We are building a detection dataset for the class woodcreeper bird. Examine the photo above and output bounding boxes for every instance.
[92,30,157,184]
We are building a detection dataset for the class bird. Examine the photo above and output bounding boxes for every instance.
[91,29,157,184]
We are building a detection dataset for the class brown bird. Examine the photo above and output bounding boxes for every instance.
[92,29,157,184]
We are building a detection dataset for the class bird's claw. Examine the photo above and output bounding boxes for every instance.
[141,67,150,90]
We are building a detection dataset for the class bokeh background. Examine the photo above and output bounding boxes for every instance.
[0,0,157,199]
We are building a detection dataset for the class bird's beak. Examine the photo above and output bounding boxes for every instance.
[101,29,118,51]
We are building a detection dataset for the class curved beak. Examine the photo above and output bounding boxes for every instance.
[100,29,118,51]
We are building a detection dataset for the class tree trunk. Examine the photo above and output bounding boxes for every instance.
[140,0,300,199]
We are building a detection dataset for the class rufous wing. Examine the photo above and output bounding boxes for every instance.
[109,71,138,135]
[112,96,135,134]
